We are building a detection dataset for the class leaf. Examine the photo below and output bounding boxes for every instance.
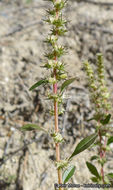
[87,117,95,121]
[90,177,98,183]
[104,176,110,184]
[107,173,113,184]
[107,173,113,179]
[62,165,76,184]
[90,155,99,161]
[86,162,100,179]
[60,78,76,92]
[107,136,113,145]
[29,79,47,91]
[69,133,98,159]
[21,124,47,132]
[87,115,102,121]
[100,114,111,125]
[94,114,103,121]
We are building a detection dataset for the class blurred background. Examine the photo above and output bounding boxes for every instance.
[0,0,113,189]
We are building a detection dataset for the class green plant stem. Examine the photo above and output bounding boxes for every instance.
[98,129,105,183]
[83,55,112,186]
[53,64,62,189]
[53,1,62,189]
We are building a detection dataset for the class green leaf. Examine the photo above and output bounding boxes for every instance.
[62,165,76,184]
[54,1,66,10]
[51,27,67,36]
[90,155,99,161]
[21,124,47,132]
[29,79,47,91]
[107,173,113,184]
[61,78,76,92]
[107,173,113,179]
[88,113,103,122]
[86,162,100,179]
[90,177,98,183]
[100,114,111,125]
[87,117,95,121]
[69,133,98,159]
[107,136,113,145]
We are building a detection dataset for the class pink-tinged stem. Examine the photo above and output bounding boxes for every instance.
[53,69,62,188]
[53,1,62,188]
[98,129,105,183]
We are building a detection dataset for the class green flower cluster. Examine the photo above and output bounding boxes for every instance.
[51,132,64,143]
[83,54,111,119]
[43,0,68,115]
[29,0,76,116]
[84,54,113,185]
[55,159,69,169]
[96,54,111,112]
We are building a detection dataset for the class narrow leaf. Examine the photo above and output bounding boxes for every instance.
[107,136,113,145]
[86,162,100,179]
[69,133,98,159]
[91,177,98,182]
[60,78,76,92]
[100,114,111,125]
[63,165,76,184]
[29,79,47,91]
[107,173,113,183]
[93,114,103,121]
[90,155,99,161]
[87,117,95,121]
[21,124,47,132]
[104,176,110,184]
[87,114,102,121]
[107,173,113,179]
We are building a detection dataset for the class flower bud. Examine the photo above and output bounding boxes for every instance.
[54,0,62,4]
[105,133,110,138]
[55,159,69,169]
[102,92,110,99]
[48,77,56,84]
[49,16,55,23]
[58,107,65,114]
[51,35,57,41]
[60,73,67,79]
[90,83,97,89]
[57,61,62,66]
[105,92,110,99]
[105,146,111,151]
[48,60,55,67]
[51,132,64,143]
[54,44,59,50]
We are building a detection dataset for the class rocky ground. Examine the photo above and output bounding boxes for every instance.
[0,0,113,190]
